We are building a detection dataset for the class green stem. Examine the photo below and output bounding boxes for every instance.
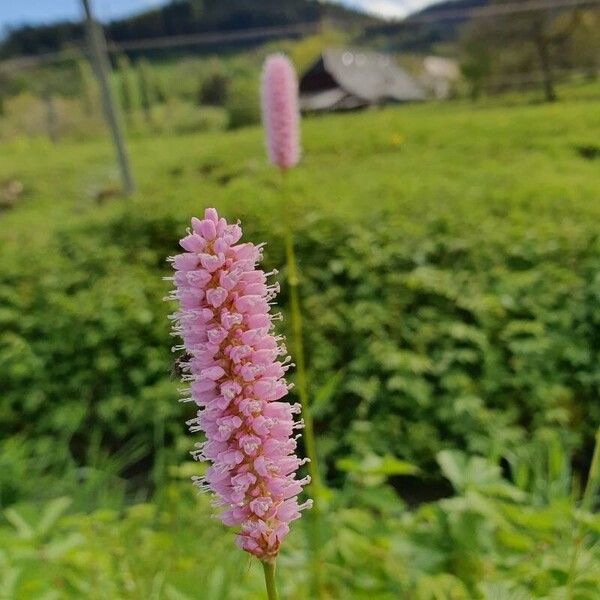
[261,560,279,600]
[285,232,321,495]
[279,170,325,599]
[278,170,322,497]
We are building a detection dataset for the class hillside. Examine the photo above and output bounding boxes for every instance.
[360,0,489,52]
[0,0,377,59]
[414,0,488,19]
[0,0,496,60]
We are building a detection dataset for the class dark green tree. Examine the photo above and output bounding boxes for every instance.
[460,39,492,101]
[461,1,586,102]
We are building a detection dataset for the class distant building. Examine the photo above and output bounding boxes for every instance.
[299,48,425,112]
[420,56,460,99]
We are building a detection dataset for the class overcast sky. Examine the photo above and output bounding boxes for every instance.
[0,1,437,29]
[340,0,437,18]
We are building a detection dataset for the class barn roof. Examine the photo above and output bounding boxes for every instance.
[299,48,425,110]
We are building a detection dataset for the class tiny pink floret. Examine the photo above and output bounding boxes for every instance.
[169,208,311,559]
[261,54,301,170]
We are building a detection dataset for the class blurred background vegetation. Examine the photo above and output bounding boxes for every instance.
[0,0,599,598]
[0,0,598,141]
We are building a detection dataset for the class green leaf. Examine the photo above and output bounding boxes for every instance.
[310,369,345,418]
[337,454,419,477]
[3,508,34,540]
[36,496,72,538]
[437,451,503,493]
[436,450,468,491]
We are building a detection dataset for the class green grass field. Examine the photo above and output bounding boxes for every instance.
[1,92,600,599]
[2,90,599,243]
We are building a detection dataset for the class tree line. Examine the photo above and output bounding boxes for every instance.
[0,0,364,59]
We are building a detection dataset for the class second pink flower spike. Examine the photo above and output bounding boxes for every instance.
[261,54,301,170]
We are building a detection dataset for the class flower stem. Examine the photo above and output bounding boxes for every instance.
[280,171,325,598]
[278,170,322,497]
[284,232,322,495]
[261,560,279,600]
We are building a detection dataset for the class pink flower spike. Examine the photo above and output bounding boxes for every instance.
[169,207,311,560]
[261,54,301,170]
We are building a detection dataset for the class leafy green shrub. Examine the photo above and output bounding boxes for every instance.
[1,434,598,599]
[163,99,228,134]
[125,99,228,135]
[0,93,104,141]
[199,70,230,106]
[1,200,599,482]
[0,215,178,476]
[226,78,260,129]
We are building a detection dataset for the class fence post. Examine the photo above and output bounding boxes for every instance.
[81,0,135,195]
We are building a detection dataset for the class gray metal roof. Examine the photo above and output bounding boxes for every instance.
[321,48,425,102]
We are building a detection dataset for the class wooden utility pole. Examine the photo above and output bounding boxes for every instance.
[81,0,134,195]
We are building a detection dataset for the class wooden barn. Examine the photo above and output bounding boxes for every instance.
[299,48,425,112]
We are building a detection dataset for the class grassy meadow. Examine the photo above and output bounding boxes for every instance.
[1,90,600,598]
[2,88,600,232]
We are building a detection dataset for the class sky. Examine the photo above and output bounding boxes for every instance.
[340,0,437,18]
[0,0,167,29]
[0,0,437,30]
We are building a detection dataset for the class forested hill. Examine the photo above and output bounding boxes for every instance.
[413,0,489,19]
[361,0,489,51]
[0,0,376,59]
